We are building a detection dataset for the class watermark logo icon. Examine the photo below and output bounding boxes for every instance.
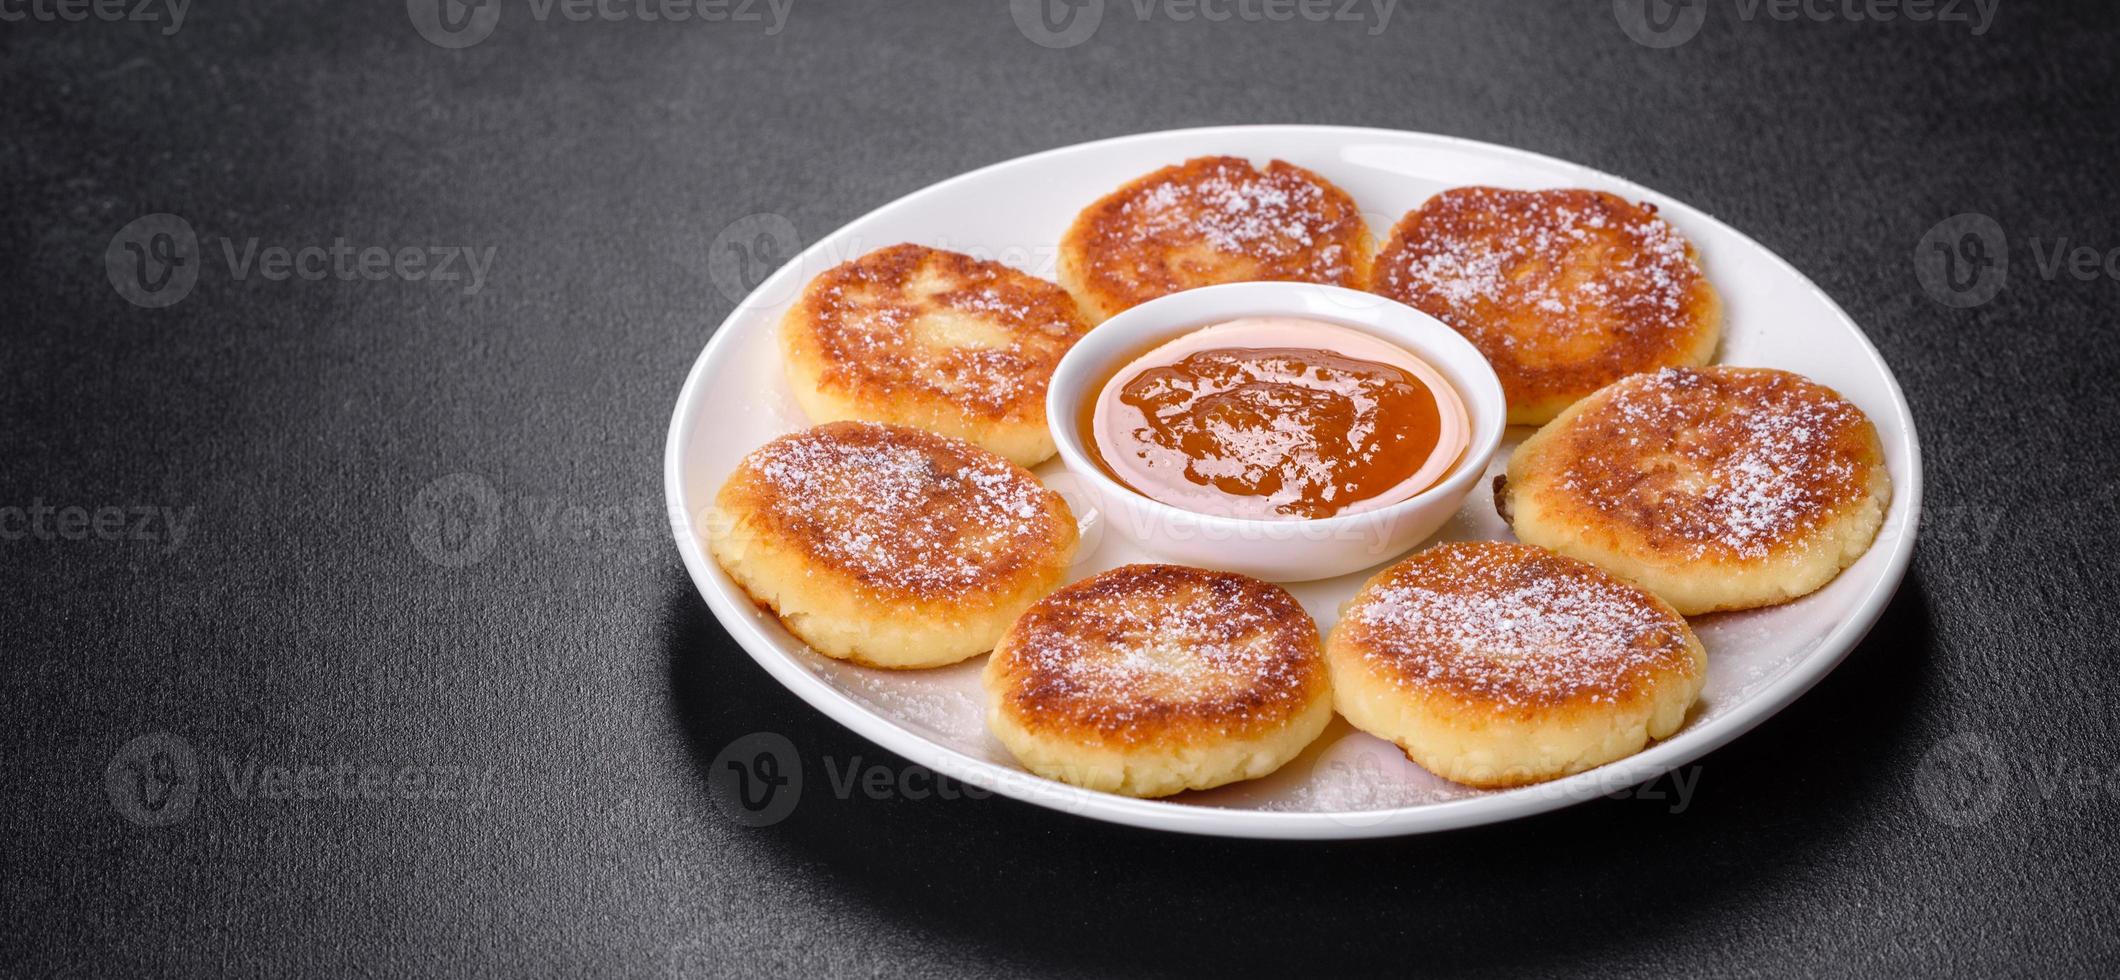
[104,213,496,309]
[105,213,200,309]
[1011,0,1104,48]
[708,732,803,827]
[1913,731,2010,828]
[407,0,503,48]
[407,473,505,568]
[1915,213,2008,308]
[1613,0,1706,47]
[707,212,802,306]
[106,732,200,827]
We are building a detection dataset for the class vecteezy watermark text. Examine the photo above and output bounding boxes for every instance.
[702,212,1076,309]
[404,473,688,569]
[706,732,1000,827]
[106,213,496,309]
[106,732,499,828]
[1914,212,2120,308]
[406,0,792,50]
[1613,0,1998,48]
[0,500,195,552]
[1011,0,1396,49]
[1912,731,2120,829]
[0,0,188,35]
[1308,746,1705,827]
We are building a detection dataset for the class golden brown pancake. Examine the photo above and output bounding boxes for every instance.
[1372,187,1722,425]
[708,421,1078,668]
[1501,366,1891,615]
[781,243,1092,466]
[982,564,1332,797]
[1326,541,1706,788]
[1058,156,1374,322]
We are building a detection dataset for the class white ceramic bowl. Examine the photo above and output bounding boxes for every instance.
[1045,282,1506,582]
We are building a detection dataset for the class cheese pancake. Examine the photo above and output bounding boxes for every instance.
[1500,366,1890,615]
[1326,542,1705,788]
[782,244,1091,466]
[983,564,1331,798]
[1372,187,1721,425]
[709,422,1078,668]
[1058,156,1373,322]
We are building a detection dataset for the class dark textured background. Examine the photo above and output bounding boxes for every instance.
[5,0,2118,975]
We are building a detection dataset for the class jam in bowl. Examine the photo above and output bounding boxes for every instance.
[1045,282,1505,582]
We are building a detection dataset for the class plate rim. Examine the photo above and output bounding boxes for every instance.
[663,124,1925,839]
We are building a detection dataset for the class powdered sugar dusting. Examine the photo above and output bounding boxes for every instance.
[818,664,989,742]
[1346,543,1696,707]
[739,422,1062,594]
[1554,367,1875,560]
[1073,157,1368,306]
[1128,168,1331,264]
[1000,565,1321,738]
[1379,189,1696,335]
[1373,188,1711,397]
[799,244,1088,418]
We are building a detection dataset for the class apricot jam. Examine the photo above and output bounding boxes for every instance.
[1085,318,1469,521]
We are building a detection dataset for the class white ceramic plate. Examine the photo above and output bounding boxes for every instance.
[665,126,1922,839]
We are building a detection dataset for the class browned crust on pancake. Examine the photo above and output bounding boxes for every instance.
[1330,542,1702,713]
[1371,187,1720,421]
[784,243,1090,422]
[1512,366,1886,564]
[988,564,1326,747]
[1058,156,1373,320]
[714,421,1076,604]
